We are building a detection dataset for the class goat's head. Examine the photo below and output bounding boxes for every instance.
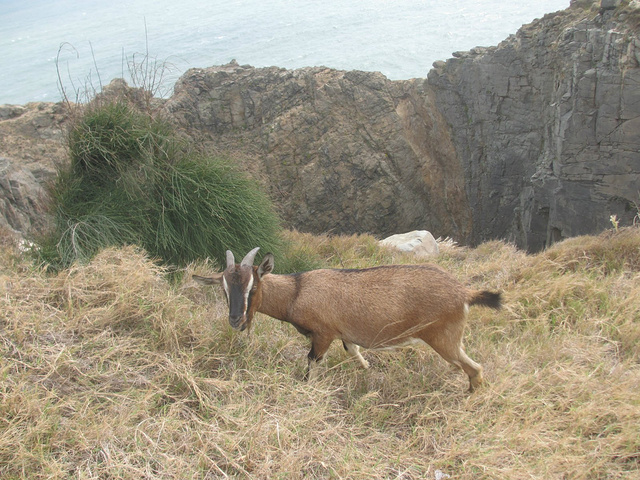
[193,247,274,331]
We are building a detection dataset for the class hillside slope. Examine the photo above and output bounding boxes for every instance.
[1,228,639,478]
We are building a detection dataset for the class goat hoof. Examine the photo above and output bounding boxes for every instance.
[468,373,484,393]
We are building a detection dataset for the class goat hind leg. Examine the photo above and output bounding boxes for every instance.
[343,341,369,369]
[455,347,484,392]
[433,344,483,392]
[421,329,483,392]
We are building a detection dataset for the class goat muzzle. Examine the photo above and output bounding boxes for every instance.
[229,315,248,331]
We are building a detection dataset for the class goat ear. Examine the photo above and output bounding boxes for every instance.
[193,273,223,285]
[257,253,275,278]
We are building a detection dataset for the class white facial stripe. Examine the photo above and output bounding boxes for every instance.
[222,276,230,300]
[244,274,254,312]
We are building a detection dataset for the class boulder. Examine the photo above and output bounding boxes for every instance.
[600,0,621,10]
[0,158,47,234]
[379,230,439,257]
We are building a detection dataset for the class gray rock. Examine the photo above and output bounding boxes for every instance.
[600,0,621,10]
[0,157,47,234]
[427,3,640,250]
[0,105,27,121]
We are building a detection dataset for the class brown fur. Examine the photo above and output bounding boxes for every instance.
[194,251,502,392]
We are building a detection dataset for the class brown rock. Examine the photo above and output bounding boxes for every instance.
[165,63,472,240]
[0,102,69,235]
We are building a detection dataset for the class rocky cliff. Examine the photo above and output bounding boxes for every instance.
[1,0,638,251]
[164,65,472,240]
[428,0,640,250]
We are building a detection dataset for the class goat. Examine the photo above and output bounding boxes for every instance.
[193,247,501,391]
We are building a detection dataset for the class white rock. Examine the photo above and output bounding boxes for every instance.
[379,230,439,257]
[435,470,451,480]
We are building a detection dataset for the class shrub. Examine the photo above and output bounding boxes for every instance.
[40,101,282,270]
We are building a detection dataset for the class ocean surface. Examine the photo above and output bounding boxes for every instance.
[1,0,569,105]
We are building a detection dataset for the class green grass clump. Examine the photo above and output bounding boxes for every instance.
[40,101,282,269]
[67,101,172,178]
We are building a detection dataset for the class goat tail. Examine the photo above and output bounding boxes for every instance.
[468,290,502,310]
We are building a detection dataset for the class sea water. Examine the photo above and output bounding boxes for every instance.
[1,0,569,105]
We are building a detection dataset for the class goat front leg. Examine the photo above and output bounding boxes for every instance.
[305,335,333,380]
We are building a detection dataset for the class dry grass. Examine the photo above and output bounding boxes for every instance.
[1,228,639,479]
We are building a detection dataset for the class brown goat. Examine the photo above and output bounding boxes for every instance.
[193,247,501,391]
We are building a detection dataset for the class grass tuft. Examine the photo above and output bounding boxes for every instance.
[39,101,282,270]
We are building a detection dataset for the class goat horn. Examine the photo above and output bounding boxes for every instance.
[226,250,235,269]
[241,247,260,267]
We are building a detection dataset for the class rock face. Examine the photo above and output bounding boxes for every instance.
[165,64,472,241]
[0,103,68,236]
[163,1,640,250]
[427,1,640,250]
